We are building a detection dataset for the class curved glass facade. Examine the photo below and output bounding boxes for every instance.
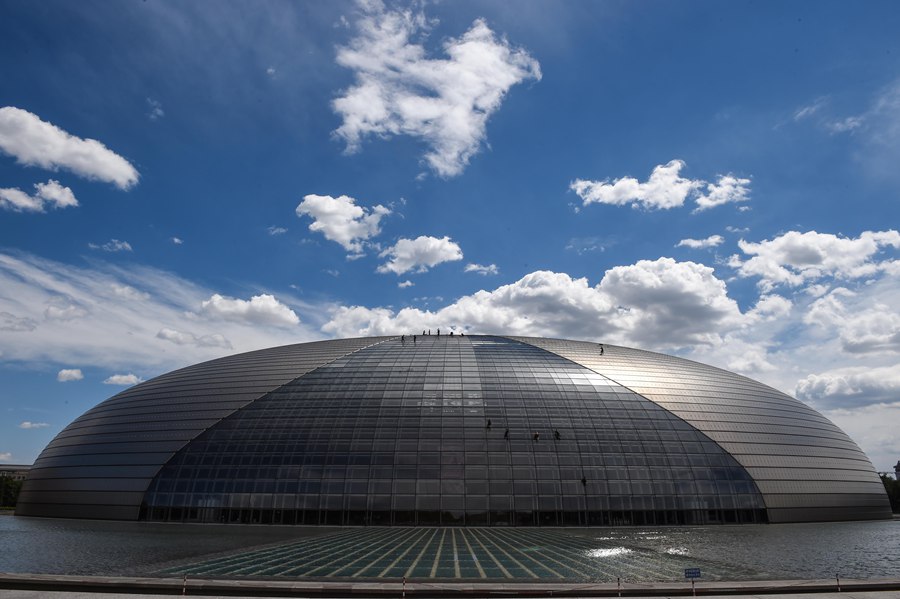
[17,335,891,524]
[512,338,890,523]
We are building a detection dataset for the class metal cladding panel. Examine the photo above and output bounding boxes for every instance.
[17,337,391,519]
[141,336,767,526]
[509,337,891,522]
[19,335,891,525]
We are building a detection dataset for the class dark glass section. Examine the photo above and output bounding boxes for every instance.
[512,337,892,523]
[16,337,391,519]
[142,336,767,525]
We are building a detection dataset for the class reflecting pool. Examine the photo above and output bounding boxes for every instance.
[1,516,898,582]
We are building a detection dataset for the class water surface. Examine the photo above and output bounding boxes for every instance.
[1,516,897,581]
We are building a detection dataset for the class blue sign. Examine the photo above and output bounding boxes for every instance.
[685,568,701,579]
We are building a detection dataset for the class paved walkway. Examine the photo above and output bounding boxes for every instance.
[2,573,900,598]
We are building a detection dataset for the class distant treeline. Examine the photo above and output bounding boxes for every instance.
[0,477,23,508]
[882,474,900,513]
[1,475,898,515]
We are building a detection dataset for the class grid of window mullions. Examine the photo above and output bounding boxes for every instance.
[142,336,766,526]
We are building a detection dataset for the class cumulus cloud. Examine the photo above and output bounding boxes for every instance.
[693,175,751,212]
[398,280,414,288]
[200,293,300,327]
[57,368,83,382]
[729,230,900,291]
[0,179,78,213]
[19,421,48,429]
[332,1,541,177]
[570,160,701,210]
[296,194,390,255]
[0,106,139,189]
[465,263,499,276]
[103,373,143,386]
[89,239,133,253]
[744,294,793,324]
[328,258,741,349]
[156,327,232,349]
[571,161,751,212]
[0,452,11,463]
[796,366,900,409]
[171,237,183,245]
[377,236,463,275]
[676,235,724,249]
[801,286,900,355]
[267,226,288,236]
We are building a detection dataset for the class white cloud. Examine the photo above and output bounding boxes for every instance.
[377,236,463,275]
[571,161,751,213]
[565,236,610,255]
[794,96,828,121]
[398,280,414,288]
[465,263,499,276]
[146,98,164,121]
[266,66,276,76]
[103,373,143,386]
[0,179,78,213]
[796,366,900,409]
[0,251,323,373]
[0,311,37,332]
[0,106,139,189]
[332,1,541,177]
[827,116,863,133]
[801,286,900,355]
[200,293,300,327]
[729,230,900,291]
[676,235,724,249]
[157,327,232,349]
[296,194,390,255]
[0,452,11,463]
[744,293,793,324]
[172,237,183,245]
[328,257,741,349]
[693,175,751,212]
[57,368,83,382]
[89,239,133,253]
[570,160,702,210]
[726,226,749,233]
[111,284,149,301]
[44,299,89,321]
[267,225,288,236]
[19,421,48,429]
[797,80,900,182]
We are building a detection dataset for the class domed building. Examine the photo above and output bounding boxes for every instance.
[17,335,891,525]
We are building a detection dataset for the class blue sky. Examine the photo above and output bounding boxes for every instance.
[1,0,899,471]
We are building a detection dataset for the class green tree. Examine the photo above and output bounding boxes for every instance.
[0,477,23,508]
[880,474,900,513]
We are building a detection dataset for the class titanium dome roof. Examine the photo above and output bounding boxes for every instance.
[17,335,891,525]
